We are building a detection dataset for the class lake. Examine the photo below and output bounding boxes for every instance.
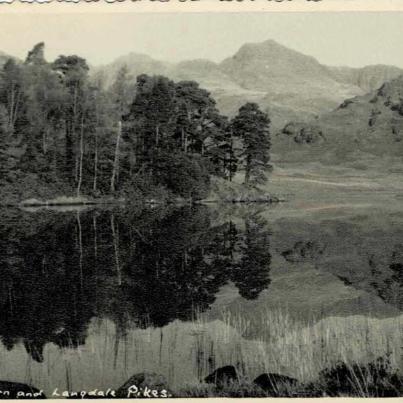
[0,177,402,396]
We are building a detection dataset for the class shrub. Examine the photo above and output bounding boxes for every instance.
[315,357,403,397]
[123,174,172,205]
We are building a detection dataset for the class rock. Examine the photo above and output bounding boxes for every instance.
[204,365,238,386]
[0,381,46,399]
[254,373,298,396]
[282,122,325,145]
[116,372,170,398]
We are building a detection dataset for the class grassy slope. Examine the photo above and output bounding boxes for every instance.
[206,175,280,203]
[274,75,403,166]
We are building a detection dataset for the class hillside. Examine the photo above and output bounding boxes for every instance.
[220,40,362,119]
[97,39,403,131]
[1,40,402,133]
[276,75,403,165]
[98,52,170,86]
[329,64,403,93]
[96,53,268,122]
[3,40,403,167]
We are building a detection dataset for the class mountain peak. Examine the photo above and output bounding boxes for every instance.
[241,38,288,49]
[231,39,316,62]
[220,38,332,93]
[246,38,285,49]
[95,38,403,132]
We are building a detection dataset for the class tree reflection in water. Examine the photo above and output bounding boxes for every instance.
[0,206,272,362]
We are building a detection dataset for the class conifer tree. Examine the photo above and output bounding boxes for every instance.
[231,102,271,185]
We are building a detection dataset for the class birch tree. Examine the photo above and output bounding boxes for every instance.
[0,59,25,134]
[109,66,133,193]
[52,55,89,183]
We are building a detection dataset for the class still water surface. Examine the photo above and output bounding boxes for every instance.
[0,187,401,394]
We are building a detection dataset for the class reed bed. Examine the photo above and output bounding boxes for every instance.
[0,308,400,397]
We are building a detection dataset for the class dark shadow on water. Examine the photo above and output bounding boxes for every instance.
[0,206,272,362]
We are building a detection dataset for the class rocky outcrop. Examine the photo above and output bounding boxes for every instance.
[278,75,403,163]
[281,122,325,145]
[204,366,238,386]
[253,373,299,396]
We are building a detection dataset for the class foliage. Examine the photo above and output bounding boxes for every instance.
[179,356,402,397]
[314,357,403,397]
[0,43,273,203]
[152,152,210,199]
[124,174,173,205]
[231,102,271,185]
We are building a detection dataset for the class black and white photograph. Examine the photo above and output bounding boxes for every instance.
[0,3,402,399]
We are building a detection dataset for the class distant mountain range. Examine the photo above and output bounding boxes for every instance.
[97,39,403,131]
[2,40,403,164]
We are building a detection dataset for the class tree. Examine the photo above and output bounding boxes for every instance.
[109,66,134,192]
[52,55,89,183]
[152,151,210,200]
[19,44,66,178]
[231,103,271,185]
[126,74,176,169]
[87,75,111,193]
[125,75,234,193]
[0,51,247,201]
[25,42,46,66]
[0,104,19,184]
[0,59,26,134]
[174,80,220,154]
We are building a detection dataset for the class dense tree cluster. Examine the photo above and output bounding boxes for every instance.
[0,43,271,201]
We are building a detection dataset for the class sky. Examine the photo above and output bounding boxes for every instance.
[1,12,403,68]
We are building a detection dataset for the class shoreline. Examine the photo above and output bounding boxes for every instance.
[1,186,284,209]
[9,197,283,209]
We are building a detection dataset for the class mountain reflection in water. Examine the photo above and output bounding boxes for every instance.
[0,204,401,394]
